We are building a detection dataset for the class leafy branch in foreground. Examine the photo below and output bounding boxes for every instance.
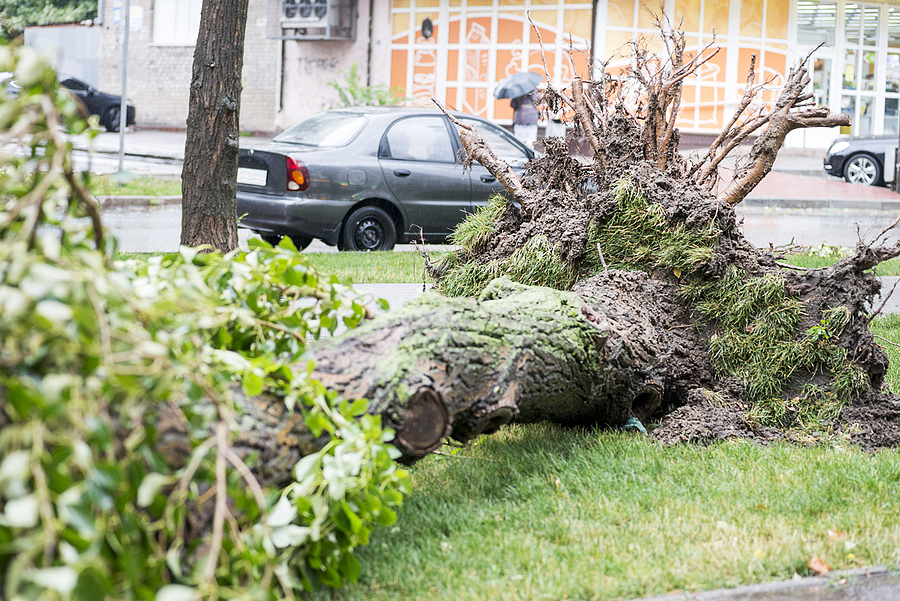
[0,44,408,599]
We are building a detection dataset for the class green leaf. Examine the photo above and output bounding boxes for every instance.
[242,370,264,397]
[74,567,113,601]
[137,473,174,508]
[375,507,397,527]
[342,501,363,534]
[348,398,368,417]
[155,584,198,601]
[339,552,361,583]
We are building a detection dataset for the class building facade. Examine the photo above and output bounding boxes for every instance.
[89,0,900,148]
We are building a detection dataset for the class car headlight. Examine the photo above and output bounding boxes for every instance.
[828,141,850,155]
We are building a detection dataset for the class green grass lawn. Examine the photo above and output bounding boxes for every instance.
[91,174,182,197]
[305,251,445,284]
[780,250,900,276]
[337,431,900,601]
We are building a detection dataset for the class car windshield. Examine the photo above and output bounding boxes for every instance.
[273,112,367,147]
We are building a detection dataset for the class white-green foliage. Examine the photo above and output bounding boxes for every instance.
[0,44,409,599]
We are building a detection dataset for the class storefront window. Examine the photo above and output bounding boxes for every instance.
[885,98,899,135]
[797,1,836,46]
[812,58,831,107]
[863,5,879,46]
[890,7,900,49]
[846,4,862,45]
[861,55,876,91]
[858,96,875,136]
[841,94,856,116]
[843,49,858,90]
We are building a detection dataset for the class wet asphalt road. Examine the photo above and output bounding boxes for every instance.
[101,202,900,253]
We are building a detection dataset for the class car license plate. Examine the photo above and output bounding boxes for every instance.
[237,167,267,187]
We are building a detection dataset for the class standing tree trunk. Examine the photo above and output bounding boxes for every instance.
[180,0,250,252]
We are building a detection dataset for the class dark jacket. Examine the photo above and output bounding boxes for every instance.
[510,92,539,125]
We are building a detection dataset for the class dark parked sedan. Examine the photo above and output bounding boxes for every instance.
[236,106,536,251]
[2,73,135,132]
[58,75,135,132]
[824,134,897,186]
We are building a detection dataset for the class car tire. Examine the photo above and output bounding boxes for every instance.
[104,106,121,133]
[259,233,311,251]
[844,154,881,186]
[341,206,397,252]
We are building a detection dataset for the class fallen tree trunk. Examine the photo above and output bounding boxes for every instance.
[309,274,691,459]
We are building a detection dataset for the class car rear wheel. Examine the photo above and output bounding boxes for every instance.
[104,106,121,132]
[342,206,397,252]
[844,154,881,186]
[259,233,311,251]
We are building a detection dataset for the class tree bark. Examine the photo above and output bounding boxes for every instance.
[307,275,697,462]
[180,0,249,252]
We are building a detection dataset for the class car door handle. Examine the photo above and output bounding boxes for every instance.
[480,175,496,183]
[393,169,411,177]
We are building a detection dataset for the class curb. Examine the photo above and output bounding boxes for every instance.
[98,196,182,208]
[742,198,900,211]
[71,145,184,163]
[626,565,900,601]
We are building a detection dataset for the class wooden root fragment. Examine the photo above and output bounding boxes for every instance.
[432,98,531,216]
[715,49,850,206]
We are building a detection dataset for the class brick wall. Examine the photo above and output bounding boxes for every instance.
[275,0,393,130]
[98,0,279,133]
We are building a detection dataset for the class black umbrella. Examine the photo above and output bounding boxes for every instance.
[494,71,543,99]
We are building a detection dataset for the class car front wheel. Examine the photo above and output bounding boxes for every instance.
[341,206,397,251]
[844,154,881,186]
[104,106,121,132]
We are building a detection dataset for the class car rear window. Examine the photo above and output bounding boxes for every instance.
[273,112,367,147]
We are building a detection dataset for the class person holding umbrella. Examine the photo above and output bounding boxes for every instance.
[494,71,543,148]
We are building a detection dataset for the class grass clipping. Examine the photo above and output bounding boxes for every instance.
[437,179,867,434]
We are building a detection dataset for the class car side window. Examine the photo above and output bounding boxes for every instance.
[384,117,455,163]
[458,117,530,167]
[61,78,88,92]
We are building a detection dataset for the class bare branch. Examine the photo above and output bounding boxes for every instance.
[432,98,530,215]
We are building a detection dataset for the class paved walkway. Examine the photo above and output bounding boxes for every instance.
[627,566,900,601]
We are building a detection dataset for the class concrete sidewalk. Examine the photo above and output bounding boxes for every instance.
[354,278,900,315]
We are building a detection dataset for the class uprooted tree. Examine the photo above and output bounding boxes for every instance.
[305,29,900,458]
[5,22,900,600]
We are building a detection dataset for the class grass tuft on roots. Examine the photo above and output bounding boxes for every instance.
[449,195,507,253]
[684,268,866,432]
[586,179,719,275]
[438,234,577,298]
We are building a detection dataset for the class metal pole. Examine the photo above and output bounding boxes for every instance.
[117,0,130,175]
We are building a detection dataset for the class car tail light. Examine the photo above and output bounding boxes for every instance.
[286,156,310,191]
